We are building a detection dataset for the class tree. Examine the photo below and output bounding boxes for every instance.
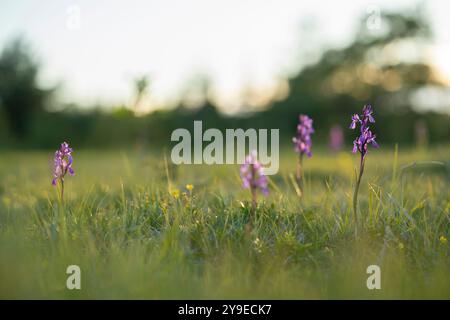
[132,75,149,111]
[0,37,51,140]
[255,10,449,144]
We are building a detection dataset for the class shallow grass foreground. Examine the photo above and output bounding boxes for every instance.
[0,146,449,299]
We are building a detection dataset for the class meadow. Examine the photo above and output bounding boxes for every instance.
[0,145,449,299]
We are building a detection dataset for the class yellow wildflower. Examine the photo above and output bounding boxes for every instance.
[170,189,180,199]
[186,184,194,191]
[439,235,448,245]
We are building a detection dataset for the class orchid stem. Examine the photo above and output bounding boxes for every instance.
[353,156,365,238]
[251,188,257,221]
[250,164,257,224]
[60,179,65,203]
[296,154,304,197]
[245,164,258,234]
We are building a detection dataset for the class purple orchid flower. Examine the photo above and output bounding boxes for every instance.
[52,141,74,200]
[349,114,360,129]
[352,128,379,156]
[293,114,314,196]
[240,151,269,227]
[293,115,314,157]
[362,104,375,124]
[350,104,379,159]
[240,151,269,196]
[349,104,378,236]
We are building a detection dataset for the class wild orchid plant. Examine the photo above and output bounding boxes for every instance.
[329,125,344,152]
[240,150,269,223]
[350,104,378,235]
[293,114,314,195]
[52,141,75,201]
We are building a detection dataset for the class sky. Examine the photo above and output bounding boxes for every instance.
[1,0,450,113]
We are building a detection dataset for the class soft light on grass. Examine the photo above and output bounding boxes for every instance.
[0,146,449,299]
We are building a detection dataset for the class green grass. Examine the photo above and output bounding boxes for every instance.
[0,145,449,299]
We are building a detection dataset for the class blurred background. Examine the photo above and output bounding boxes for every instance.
[0,0,449,150]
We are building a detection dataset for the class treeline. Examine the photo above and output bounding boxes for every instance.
[0,103,447,150]
[0,9,449,150]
